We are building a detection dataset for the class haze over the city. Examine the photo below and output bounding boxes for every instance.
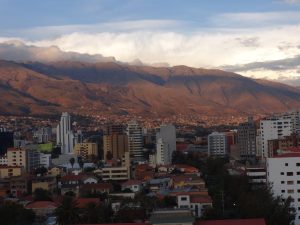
[1,0,300,84]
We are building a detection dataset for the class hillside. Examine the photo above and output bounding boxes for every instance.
[0,60,300,117]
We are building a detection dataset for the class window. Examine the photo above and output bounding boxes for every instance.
[287,172,293,176]
[285,163,288,166]
[288,190,294,194]
[298,181,300,184]
[297,163,300,167]
[287,181,294,185]
[281,172,284,175]
[181,197,187,201]
[282,190,286,193]
[281,181,285,184]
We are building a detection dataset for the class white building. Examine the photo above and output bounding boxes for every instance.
[127,121,143,162]
[208,132,228,157]
[260,118,293,158]
[155,124,176,165]
[267,154,300,225]
[56,112,77,154]
[33,127,52,143]
[0,154,7,165]
[40,153,51,168]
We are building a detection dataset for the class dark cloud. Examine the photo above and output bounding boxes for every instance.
[222,54,300,72]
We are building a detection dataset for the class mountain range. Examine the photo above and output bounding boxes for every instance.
[1,58,300,118]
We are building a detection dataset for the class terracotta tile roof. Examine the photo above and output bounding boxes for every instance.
[81,183,113,190]
[77,198,100,208]
[190,195,212,204]
[195,218,266,225]
[25,201,57,209]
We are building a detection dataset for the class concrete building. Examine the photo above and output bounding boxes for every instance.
[74,142,98,161]
[260,118,293,158]
[127,121,143,162]
[267,153,300,225]
[95,166,130,181]
[40,153,51,168]
[237,117,256,160]
[155,124,176,165]
[268,134,300,157]
[33,127,52,143]
[7,148,27,169]
[208,132,228,157]
[103,134,128,161]
[0,154,7,165]
[56,112,77,154]
[0,166,22,178]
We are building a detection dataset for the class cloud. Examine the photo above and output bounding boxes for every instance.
[0,40,116,63]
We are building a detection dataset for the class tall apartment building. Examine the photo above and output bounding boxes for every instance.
[33,127,52,143]
[208,132,228,157]
[7,147,40,172]
[155,124,176,165]
[103,124,128,161]
[275,110,300,134]
[237,117,256,160]
[74,142,98,161]
[127,121,143,162]
[56,112,77,154]
[260,118,293,158]
[267,154,300,225]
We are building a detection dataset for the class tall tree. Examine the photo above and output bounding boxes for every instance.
[55,196,80,225]
[0,202,35,225]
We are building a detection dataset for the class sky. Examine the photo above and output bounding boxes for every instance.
[1,0,300,82]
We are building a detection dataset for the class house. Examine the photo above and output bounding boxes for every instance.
[149,178,172,193]
[25,201,57,216]
[32,176,57,193]
[9,176,31,198]
[172,175,205,189]
[121,180,143,192]
[0,166,23,178]
[80,183,113,196]
[177,193,212,217]
[195,218,266,225]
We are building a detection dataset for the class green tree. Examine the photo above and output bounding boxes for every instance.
[0,201,35,225]
[34,188,52,201]
[69,157,75,168]
[55,196,80,225]
[34,167,48,176]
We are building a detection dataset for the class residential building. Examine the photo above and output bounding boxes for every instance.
[103,134,128,161]
[127,120,144,162]
[0,154,7,165]
[155,124,176,165]
[7,147,27,169]
[268,134,300,157]
[237,117,256,160]
[33,127,52,143]
[9,176,30,197]
[208,132,228,157]
[95,166,129,181]
[40,153,51,168]
[74,142,98,161]
[246,167,267,186]
[260,118,293,158]
[0,166,22,178]
[32,176,57,193]
[121,180,143,192]
[267,153,300,225]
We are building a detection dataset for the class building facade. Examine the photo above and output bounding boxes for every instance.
[237,117,256,160]
[208,132,228,157]
[127,121,143,162]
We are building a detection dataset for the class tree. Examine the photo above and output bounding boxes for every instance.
[82,202,113,223]
[0,201,35,225]
[78,156,84,170]
[55,196,80,225]
[34,188,52,201]
[69,157,75,168]
[34,167,48,176]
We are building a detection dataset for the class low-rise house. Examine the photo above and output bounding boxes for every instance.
[80,183,113,196]
[121,180,143,192]
[149,178,172,193]
[9,176,31,197]
[32,176,57,193]
[177,193,212,218]
[172,175,205,189]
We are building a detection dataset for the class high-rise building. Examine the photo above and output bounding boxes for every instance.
[127,121,143,162]
[260,118,293,158]
[33,127,52,143]
[155,124,176,165]
[103,124,128,161]
[56,112,76,154]
[237,117,256,160]
[0,131,14,155]
[267,153,300,225]
[74,142,98,161]
[208,132,228,157]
